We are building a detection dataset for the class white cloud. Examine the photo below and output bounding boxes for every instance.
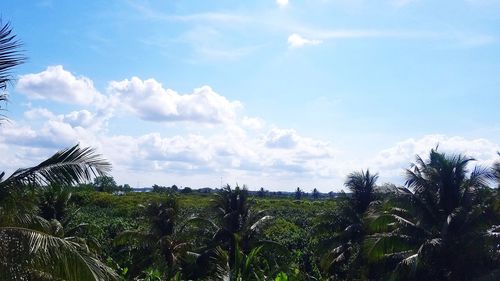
[276,0,289,8]
[265,128,299,148]
[3,112,500,191]
[24,107,110,131]
[8,66,500,191]
[24,108,56,120]
[62,110,98,129]
[0,121,79,149]
[371,134,500,181]
[107,77,242,124]
[17,65,104,105]
[0,112,342,188]
[241,116,265,130]
[287,33,322,48]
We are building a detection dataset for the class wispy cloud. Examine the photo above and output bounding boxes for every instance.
[128,2,249,24]
[295,28,438,40]
[288,33,322,48]
[287,26,496,48]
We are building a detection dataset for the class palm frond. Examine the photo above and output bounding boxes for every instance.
[0,226,118,281]
[0,20,25,91]
[1,144,111,188]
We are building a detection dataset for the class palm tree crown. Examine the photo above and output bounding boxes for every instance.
[367,149,498,281]
[345,169,379,214]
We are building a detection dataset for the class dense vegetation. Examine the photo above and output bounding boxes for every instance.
[1,144,499,280]
[1,19,499,281]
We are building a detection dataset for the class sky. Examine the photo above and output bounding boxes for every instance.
[1,0,500,191]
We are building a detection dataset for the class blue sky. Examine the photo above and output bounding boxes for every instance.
[1,0,500,191]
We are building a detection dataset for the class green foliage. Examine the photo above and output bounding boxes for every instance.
[2,146,500,280]
[366,149,499,281]
[38,185,72,221]
[0,145,116,281]
[93,176,118,193]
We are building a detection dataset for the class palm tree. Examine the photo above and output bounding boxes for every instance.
[257,187,266,198]
[0,144,117,280]
[212,241,285,281]
[192,185,279,279]
[0,20,26,120]
[295,187,302,200]
[366,149,499,281]
[312,188,320,200]
[345,169,379,214]
[38,185,72,221]
[316,169,378,280]
[115,196,190,280]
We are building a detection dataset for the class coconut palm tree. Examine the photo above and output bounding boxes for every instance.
[191,185,280,279]
[345,170,379,214]
[38,184,72,221]
[115,196,190,280]
[212,240,285,281]
[295,187,302,200]
[0,144,117,280]
[312,188,320,200]
[366,149,499,281]
[316,169,378,280]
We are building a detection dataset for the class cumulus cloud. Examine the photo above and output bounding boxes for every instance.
[10,66,500,191]
[24,108,56,120]
[0,112,341,186]
[3,112,499,191]
[371,134,500,180]
[62,110,99,128]
[287,33,322,48]
[0,121,79,149]
[265,128,299,149]
[107,77,242,124]
[17,65,104,105]
[276,0,289,8]
[241,116,265,130]
[24,106,110,131]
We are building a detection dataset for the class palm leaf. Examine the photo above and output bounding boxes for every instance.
[0,226,118,281]
[0,20,25,91]
[1,144,111,188]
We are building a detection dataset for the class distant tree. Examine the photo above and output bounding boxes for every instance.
[257,187,266,198]
[295,187,302,200]
[119,183,133,193]
[171,184,178,192]
[180,187,192,194]
[93,175,118,193]
[328,191,335,199]
[312,188,320,200]
[152,184,169,193]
